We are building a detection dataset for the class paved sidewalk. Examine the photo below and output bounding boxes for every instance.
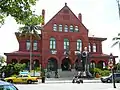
[39,78,101,83]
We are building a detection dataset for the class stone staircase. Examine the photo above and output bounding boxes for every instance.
[46,69,78,78]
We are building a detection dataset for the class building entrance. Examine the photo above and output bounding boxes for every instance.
[61,58,71,71]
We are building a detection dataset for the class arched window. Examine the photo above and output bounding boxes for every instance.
[64,38,69,50]
[90,62,95,68]
[69,25,74,32]
[53,24,57,31]
[50,37,56,49]
[77,39,82,51]
[103,62,106,68]
[59,24,62,32]
[88,43,91,52]
[75,26,79,32]
[26,40,30,50]
[93,43,97,52]
[64,25,68,32]
[33,40,37,50]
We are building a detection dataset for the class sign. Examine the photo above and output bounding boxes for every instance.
[108,60,113,69]
[19,71,29,75]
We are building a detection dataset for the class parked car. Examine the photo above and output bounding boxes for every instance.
[4,74,39,84]
[0,80,18,90]
[101,73,120,83]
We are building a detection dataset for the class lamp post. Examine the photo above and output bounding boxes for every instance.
[41,58,45,83]
[109,53,116,88]
[33,61,36,76]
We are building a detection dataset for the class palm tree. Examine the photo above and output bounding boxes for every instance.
[111,33,120,49]
[19,14,43,71]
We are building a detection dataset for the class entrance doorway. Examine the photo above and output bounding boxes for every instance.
[61,58,71,71]
[47,58,58,71]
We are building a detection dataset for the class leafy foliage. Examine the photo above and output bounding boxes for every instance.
[0,63,26,77]
[93,68,110,77]
[0,0,38,26]
[0,56,6,67]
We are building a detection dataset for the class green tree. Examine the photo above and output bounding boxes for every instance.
[0,63,26,77]
[19,14,42,71]
[0,0,38,27]
[0,56,6,67]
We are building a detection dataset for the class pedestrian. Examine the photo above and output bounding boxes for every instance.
[2,72,5,78]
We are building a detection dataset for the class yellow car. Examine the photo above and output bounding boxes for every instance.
[4,75,39,84]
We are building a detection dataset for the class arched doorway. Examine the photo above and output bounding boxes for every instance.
[97,61,105,69]
[90,61,96,68]
[61,58,71,71]
[11,59,18,64]
[20,59,30,70]
[33,59,39,69]
[47,58,58,71]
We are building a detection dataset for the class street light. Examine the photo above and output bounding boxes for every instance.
[109,53,116,88]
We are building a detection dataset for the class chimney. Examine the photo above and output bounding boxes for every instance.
[42,9,45,25]
[78,13,82,22]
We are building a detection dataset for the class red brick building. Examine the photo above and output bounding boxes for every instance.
[4,3,116,73]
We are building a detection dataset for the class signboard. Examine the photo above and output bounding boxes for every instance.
[108,60,113,69]
[19,71,29,75]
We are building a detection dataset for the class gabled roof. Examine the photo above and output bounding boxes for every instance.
[43,3,88,31]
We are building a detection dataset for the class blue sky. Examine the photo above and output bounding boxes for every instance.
[0,0,120,62]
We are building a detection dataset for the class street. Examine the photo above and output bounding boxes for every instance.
[15,79,120,90]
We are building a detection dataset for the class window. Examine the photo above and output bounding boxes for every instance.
[50,37,56,49]
[59,24,62,32]
[64,25,68,32]
[53,24,57,31]
[90,62,95,68]
[33,40,37,50]
[69,25,74,32]
[103,62,106,68]
[93,43,97,52]
[77,39,82,51]
[26,40,30,50]
[88,43,91,52]
[75,26,79,32]
[64,38,69,50]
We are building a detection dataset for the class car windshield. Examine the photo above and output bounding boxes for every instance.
[0,85,18,90]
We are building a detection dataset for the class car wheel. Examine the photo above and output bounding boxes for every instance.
[27,80,32,84]
[107,79,111,83]
[7,79,13,83]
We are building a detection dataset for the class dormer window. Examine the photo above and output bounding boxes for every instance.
[59,24,62,32]
[75,26,79,32]
[69,25,74,32]
[64,25,68,32]
[53,24,57,31]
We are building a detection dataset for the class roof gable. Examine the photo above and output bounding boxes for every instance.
[43,3,88,32]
